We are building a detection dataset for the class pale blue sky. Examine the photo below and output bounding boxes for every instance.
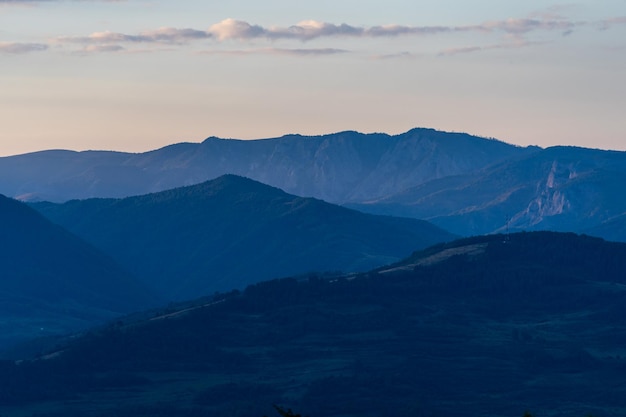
[1,0,625,156]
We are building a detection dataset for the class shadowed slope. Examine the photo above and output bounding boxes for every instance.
[33,175,455,299]
[0,195,158,350]
[2,232,626,417]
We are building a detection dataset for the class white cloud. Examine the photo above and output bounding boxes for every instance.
[208,19,263,41]
[38,12,626,56]
[59,15,585,48]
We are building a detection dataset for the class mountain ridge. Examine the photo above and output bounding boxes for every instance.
[5,127,626,240]
[32,174,455,300]
[2,231,626,417]
[0,128,534,203]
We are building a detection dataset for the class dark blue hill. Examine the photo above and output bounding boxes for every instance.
[32,175,455,300]
[2,231,625,417]
[0,195,159,351]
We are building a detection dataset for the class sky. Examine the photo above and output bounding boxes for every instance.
[1,0,625,156]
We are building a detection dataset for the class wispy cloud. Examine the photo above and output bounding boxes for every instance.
[54,15,583,49]
[0,41,47,53]
[439,40,541,56]
[472,17,581,36]
[56,19,458,47]
[268,47,348,56]
[11,10,622,57]
[201,17,580,41]
[207,19,455,41]
[73,44,125,54]
[370,51,417,60]
[58,27,211,45]
[198,47,349,57]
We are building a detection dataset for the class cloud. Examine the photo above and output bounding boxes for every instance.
[370,51,417,60]
[198,47,349,57]
[471,17,581,37]
[206,19,454,41]
[367,24,452,37]
[439,40,541,56]
[74,44,125,54]
[268,47,348,56]
[208,19,265,41]
[0,41,47,53]
[43,11,606,57]
[58,27,211,45]
[439,46,484,56]
[140,27,212,43]
[56,15,582,51]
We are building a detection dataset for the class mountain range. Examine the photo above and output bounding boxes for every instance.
[31,175,455,300]
[0,195,158,351]
[3,231,626,417]
[3,126,626,416]
[0,128,530,204]
[3,127,626,241]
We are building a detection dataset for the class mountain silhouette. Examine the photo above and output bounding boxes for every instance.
[0,128,532,203]
[32,175,455,299]
[0,195,158,351]
[6,128,626,240]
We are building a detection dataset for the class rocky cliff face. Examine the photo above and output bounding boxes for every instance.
[512,160,574,228]
[351,146,626,239]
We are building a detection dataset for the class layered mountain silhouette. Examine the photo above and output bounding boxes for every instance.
[4,127,626,241]
[3,232,626,417]
[0,195,158,351]
[32,175,455,299]
[0,128,532,203]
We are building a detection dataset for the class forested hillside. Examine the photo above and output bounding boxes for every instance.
[2,232,625,417]
[32,175,454,299]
